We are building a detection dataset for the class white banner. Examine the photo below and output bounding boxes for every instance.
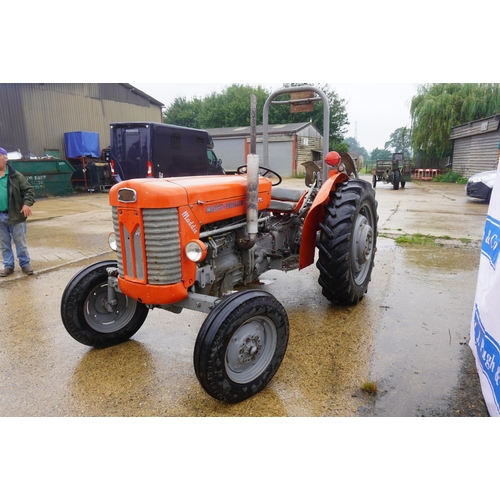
[470,159,500,416]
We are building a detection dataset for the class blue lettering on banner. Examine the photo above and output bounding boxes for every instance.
[482,215,500,270]
[472,305,500,413]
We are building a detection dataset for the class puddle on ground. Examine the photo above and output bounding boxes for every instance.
[361,243,483,417]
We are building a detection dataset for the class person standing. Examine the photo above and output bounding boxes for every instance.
[0,147,36,276]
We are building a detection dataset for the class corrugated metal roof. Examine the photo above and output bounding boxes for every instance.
[0,83,163,158]
[206,122,314,138]
[119,84,164,107]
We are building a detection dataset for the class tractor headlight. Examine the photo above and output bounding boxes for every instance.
[108,232,118,251]
[185,240,207,262]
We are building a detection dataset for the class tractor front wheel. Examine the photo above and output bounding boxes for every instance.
[194,290,289,403]
[317,179,378,305]
[61,261,149,348]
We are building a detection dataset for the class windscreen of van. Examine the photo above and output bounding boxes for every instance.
[111,125,150,182]
[153,126,210,177]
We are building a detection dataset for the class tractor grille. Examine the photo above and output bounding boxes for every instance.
[112,207,182,285]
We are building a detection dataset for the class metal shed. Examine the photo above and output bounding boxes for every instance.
[0,83,163,160]
[206,122,323,177]
[450,114,500,176]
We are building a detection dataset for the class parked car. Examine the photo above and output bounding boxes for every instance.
[466,170,497,203]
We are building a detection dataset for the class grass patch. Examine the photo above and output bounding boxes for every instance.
[394,233,471,246]
[395,233,440,245]
[361,381,378,395]
[432,171,468,184]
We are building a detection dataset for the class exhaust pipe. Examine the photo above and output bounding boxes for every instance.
[246,153,259,244]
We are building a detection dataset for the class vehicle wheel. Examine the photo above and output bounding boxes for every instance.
[194,290,289,403]
[61,260,149,348]
[317,179,378,305]
[393,169,400,190]
[372,175,377,188]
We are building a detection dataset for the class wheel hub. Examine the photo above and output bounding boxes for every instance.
[225,319,276,381]
[236,331,263,365]
[92,290,115,315]
[85,283,137,333]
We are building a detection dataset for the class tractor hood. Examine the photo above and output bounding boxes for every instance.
[109,175,273,224]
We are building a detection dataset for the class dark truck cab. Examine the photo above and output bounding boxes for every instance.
[110,122,224,182]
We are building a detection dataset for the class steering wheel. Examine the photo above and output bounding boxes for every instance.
[237,165,282,186]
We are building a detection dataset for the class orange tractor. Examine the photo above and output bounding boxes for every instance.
[61,86,378,403]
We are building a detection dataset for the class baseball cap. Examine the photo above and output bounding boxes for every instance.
[0,147,8,156]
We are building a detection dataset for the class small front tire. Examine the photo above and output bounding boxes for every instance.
[194,290,289,403]
[61,260,149,348]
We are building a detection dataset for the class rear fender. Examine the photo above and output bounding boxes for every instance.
[299,171,348,270]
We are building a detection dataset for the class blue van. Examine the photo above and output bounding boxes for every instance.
[110,122,224,182]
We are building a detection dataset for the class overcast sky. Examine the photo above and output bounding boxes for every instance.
[131,82,418,153]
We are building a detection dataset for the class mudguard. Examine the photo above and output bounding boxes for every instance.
[299,171,349,270]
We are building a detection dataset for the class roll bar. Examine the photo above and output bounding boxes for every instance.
[262,86,330,185]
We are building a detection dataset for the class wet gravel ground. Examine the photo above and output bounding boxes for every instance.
[356,346,489,417]
[430,351,489,417]
[0,177,492,417]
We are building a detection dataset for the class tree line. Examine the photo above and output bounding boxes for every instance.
[163,83,349,152]
[163,83,500,162]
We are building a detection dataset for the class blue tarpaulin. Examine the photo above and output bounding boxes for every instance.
[64,131,100,158]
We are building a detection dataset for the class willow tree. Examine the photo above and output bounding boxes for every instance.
[410,83,500,158]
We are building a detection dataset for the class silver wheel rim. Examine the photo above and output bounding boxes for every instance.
[351,207,375,285]
[84,283,137,333]
[225,316,277,384]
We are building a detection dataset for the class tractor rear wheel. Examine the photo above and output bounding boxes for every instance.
[194,290,289,403]
[393,169,400,190]
[317,179,378,305]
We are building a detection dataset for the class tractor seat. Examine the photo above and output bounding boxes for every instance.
[267,187,305,212]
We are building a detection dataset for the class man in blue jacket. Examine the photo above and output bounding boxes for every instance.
[0,147,36,277]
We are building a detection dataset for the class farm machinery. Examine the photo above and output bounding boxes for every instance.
[60,86,378,403]
[372,153,412,190]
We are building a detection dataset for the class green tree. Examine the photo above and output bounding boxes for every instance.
[410,83,500,158]
[163,84,270,129]
[163,83,350,151]
[370,148,392,161]
[384,127,412,158]
[200,84,270,128]
[163,96,204,128]
[344,137,370,159]
[269,83,349,150]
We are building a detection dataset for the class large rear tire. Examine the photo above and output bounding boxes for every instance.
[61,261,149,348]
[194,290,289,403]
[317,179,378,305]
[392,169,400,190]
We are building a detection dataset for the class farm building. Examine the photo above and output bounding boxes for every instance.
[450,114,500,176]
[0,83,163,159]
[206,122,324,177]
